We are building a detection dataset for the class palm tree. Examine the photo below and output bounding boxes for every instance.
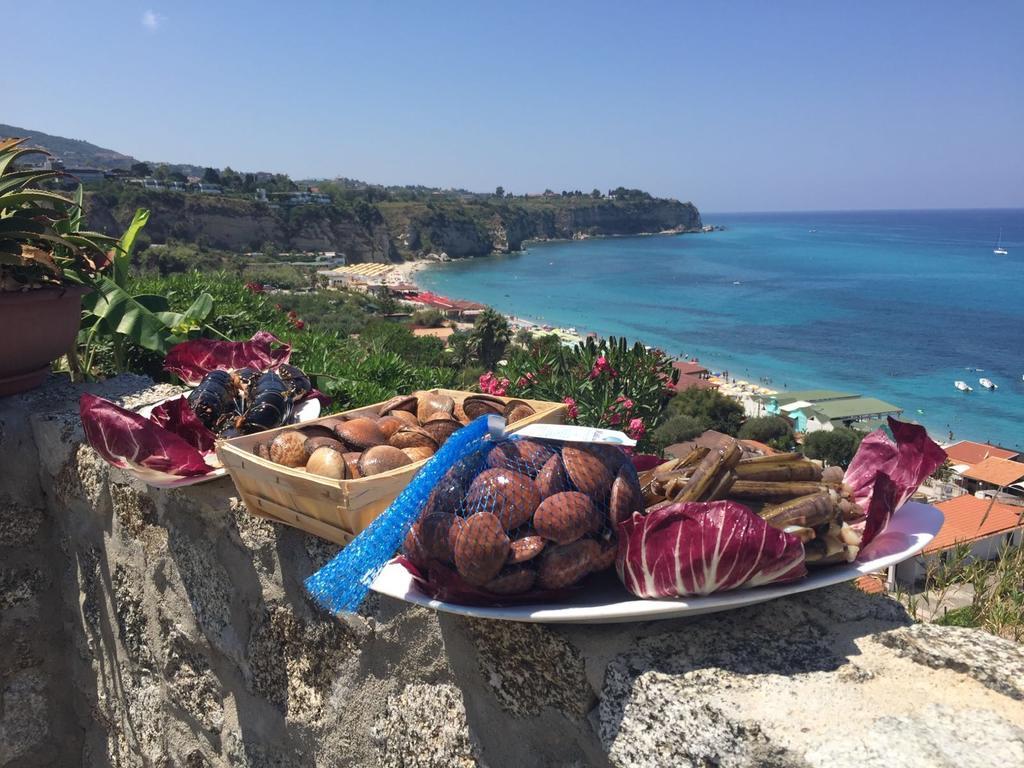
[471,308,511,369]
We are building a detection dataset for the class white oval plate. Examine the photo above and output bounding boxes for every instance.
[132,392,321,489]
[370,501,943,624]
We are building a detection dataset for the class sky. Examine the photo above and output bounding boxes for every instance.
[5,1,1023,212]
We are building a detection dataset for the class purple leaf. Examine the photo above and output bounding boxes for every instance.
[148,396,216,453]
[163,331,291,385]
[616,501,807,597]
[844,418,946,547]
[79,394,214,483]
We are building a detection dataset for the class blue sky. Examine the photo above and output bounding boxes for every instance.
[6,1,1023,212]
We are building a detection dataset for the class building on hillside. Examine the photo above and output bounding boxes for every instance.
[760,390,902,433]
[945,440,1019,467]
[66,168,108,184]
[959,457,1024,499]
[194,183,222,195]
[664,361,717,393]
[319,263,394,289]
[894,495,1024,585]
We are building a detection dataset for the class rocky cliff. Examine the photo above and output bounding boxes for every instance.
[393,198,702,258]
[86,191,701,263]
[86,191,401,263]
[2,376,1023,767]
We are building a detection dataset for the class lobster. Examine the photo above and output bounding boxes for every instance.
[187,370,238,431]
[234,370,292,434]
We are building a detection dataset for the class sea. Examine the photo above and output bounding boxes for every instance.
[417,209,1024,451]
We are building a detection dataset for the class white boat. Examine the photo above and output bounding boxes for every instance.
[994,229,1008,256]
[979,378,997,390]
[954,380,973,392]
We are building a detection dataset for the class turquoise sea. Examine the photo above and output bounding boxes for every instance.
[418,209,1024,451]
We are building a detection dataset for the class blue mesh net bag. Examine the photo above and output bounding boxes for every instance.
[399,429,643,605]
[305,415,644,613]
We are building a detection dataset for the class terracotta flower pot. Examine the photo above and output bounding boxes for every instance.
[0,284,90,397]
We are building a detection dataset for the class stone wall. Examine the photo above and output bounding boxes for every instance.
[2,376,1023,767]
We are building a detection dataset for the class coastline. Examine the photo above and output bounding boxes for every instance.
[394,253,780,425]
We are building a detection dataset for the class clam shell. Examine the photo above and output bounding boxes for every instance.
[376,415,406,440]
[532,491,601,544]
[535,453,569,496]
[270,431,308,467]
[589,539,618,573]
[403,521,429,569]
[537,539,600,589]
[420,513,461,562]
[462,394,506,421]
[416,392,455,423]
[453,512,510,585]
[378,395,417,416]
[421,416,461,447]
[253,441,272,460]
[358,445,412,476]
[609,467,643,525]
[507,535,546,564]
[342,451,363,478]
[504,399,536,424]
[486,439,555,477]
[389,410,420,426]
[402,446,435,463]
[562,445,615,503]
[464,468,541,530]
[306,446,348,479]
[299,424,340,441]
[484,565,537,595]
[389,426,439,451]
[304,435,345,454]
[333,417,387,450]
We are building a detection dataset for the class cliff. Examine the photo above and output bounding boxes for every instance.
[2,376,1022,767]
[85,190,401,263]
[384,198,702,258]
[85,189,701,263]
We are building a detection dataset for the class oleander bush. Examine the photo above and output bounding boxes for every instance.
[497,336,678,451]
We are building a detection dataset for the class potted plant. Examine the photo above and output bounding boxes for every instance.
[0,137,115,395]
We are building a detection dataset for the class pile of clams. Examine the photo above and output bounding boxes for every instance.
[402,438,644,598]
[250,391,538,480]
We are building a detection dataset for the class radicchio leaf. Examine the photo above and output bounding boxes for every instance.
[79,393,214,483]
[844,417,945,547]
[148,396,216,453]
[163,331,291,385]
[616,501,807,598]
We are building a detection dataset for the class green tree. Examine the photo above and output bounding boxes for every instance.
[802,428,863,468]
[666,387,745,436]
[202,167,221,184]
[472,308,511,369]
[930,458,955,482]
[591,188,601,199]
[130,161,152,177]
[411,308,445,328]
[495,186,505,198]
[738,415,796,451]
[513,327,533,347]
[651,414,705,452]
[447,329,476,369]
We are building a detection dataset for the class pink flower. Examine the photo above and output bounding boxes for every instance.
[292,319,305,330]
[608,413,622,426]
[589,355,619,379]
[627,418,646,440]
[563,397,578,420]
[516,376,528,388]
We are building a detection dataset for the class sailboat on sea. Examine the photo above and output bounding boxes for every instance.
[994,229,1008,256]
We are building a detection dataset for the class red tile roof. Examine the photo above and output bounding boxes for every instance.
[673,361,709,376]
[961,457,1024,487]
[855,575,886,595]
[925,495,1024,553]
[945,440,1018,466]
[667,373,718,392]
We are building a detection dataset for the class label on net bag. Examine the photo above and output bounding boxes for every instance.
[511,423,636,447]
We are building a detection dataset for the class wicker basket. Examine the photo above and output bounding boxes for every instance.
[217,389,566,546]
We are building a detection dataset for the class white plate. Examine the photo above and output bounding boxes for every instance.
[370,501,943,624]
[132,392,321,489]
